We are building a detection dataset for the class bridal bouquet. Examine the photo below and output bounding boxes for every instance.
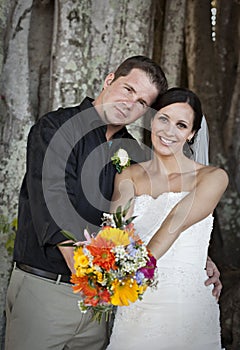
[62,200,158,322]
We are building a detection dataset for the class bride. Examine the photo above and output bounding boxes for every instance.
[107,88,228,350]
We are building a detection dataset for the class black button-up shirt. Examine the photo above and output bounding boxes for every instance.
[14,97,148,274]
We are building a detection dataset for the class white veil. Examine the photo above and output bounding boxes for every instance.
[184,115,209,165]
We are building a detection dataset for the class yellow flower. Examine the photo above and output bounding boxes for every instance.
[75,266,87,277]
[74,247,89,267]
[99,227,130,246]
[138,284,147,295]
[110,278,139,306]
[86,267,94,274]
[95,271,103,283]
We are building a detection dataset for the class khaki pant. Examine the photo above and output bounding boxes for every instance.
[5,267,109,350]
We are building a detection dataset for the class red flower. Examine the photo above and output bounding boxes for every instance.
[85,295,100,306]
[99,289,111,303]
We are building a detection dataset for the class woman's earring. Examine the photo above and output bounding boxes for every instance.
[187,138,193,145]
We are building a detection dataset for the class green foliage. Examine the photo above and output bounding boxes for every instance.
[0,215,17,256]
[112,198,136,229]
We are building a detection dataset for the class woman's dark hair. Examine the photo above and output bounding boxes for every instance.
[153,87,203,135]
[112,55,168,98]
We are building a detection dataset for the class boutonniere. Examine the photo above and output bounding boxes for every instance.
[111,148,131,173]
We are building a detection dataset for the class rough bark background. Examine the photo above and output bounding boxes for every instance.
[50,0,155,141]
[0,0,239,349]
[0,0,155,346]
[160,0,187,87]
[0,1,34,347]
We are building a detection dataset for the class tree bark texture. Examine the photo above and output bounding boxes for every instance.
[50,0,155,141]
[0,1,34,345]
[0,1,155,346]
[185,1,240,348]
[160,0,187,87]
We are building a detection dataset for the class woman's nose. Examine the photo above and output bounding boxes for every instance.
[163,122,175,135]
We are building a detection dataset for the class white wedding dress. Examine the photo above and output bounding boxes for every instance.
[107,192,223,350]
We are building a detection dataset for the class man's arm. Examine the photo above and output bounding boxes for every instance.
[205,256,222,300]
[58,243,75,274]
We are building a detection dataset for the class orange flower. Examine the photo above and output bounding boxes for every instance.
[90,235,115,248]
[71,275,88,293]
[87,245,116,271]
[71,274,97,297]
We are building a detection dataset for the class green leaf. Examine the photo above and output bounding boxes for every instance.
[122,198,133,217]
[61,229,78,242]
[125,216,137,225]
[58,242,76,247]
[115,206,123,228]
[116,164,122,173]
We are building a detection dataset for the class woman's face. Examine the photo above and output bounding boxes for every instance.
[151,102,195,156]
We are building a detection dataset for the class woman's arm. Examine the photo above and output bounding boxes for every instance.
[110,167,135,216]
[147,167,229,259]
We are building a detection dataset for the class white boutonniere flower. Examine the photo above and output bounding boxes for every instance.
[111,148,131,173]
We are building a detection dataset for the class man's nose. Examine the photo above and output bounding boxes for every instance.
[123,98,135,110]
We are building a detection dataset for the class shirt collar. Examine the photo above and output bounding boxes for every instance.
[80,97,130,140]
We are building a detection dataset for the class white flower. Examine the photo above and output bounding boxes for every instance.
[117,148,129,166]
[101,213,116,227]
[111,148,131,173]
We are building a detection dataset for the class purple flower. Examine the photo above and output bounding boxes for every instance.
[127,241,138,257]
[138,255,157,279]
[135,271,145,285]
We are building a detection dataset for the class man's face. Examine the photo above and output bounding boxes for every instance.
[94,68,159,126]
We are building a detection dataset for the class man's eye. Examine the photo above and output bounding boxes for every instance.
[139,100,146,108]
[124,86,131,92]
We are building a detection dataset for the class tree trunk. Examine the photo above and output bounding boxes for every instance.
[50,0,155,141]
[160,0,187,87]
[185,0,222,159]
[185,1,240,348]
[0,1,156,345]
[0,1,34,345]
[0,0,34,217]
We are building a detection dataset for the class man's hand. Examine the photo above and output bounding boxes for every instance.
[205,256,222,300]
[58,240,75,274]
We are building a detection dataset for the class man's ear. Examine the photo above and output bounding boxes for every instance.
[103,73,115,89]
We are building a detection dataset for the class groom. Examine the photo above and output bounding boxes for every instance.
[5,56,222,350]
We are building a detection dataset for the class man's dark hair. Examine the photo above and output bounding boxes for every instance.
[113,55,168,98]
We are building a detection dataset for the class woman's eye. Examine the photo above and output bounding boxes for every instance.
[178,123,187,129]
[158,115,168,122]
[124,86,131,92]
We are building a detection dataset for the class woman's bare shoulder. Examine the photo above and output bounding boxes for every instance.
[121,161,150,176]
[197,165,229,189]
